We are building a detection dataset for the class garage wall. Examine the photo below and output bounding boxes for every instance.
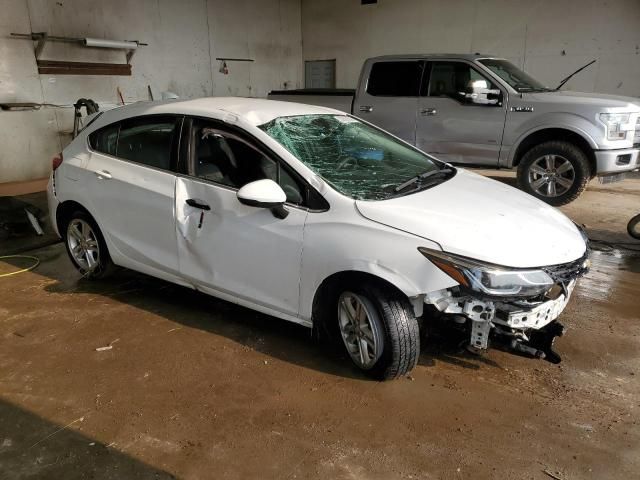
[301,0,640,96]
[0,0,302,184]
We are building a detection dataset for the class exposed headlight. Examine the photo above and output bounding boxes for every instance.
[418,247,554,298]
[599,113,633,141]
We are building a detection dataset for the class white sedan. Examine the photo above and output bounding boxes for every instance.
[48,98,589,379]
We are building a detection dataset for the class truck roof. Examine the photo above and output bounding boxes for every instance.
[368,53,499,61]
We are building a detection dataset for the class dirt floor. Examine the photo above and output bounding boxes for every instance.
[1,173,639,479]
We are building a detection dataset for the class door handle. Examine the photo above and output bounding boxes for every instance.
[186,198,211,211]
[420,108,437,116]
[94,170,112,179]
[359,105,373,113]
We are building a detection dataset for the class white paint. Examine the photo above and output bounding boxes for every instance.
[0,0,303,184]
[49,97,587,330]
[356,169,586,268]
[301,0,640,96]
[237,179,287,204]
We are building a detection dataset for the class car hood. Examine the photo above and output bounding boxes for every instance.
[527,90,640,111]
[355,169,587,268]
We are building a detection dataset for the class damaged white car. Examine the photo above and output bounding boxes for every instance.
[48,98,589,380]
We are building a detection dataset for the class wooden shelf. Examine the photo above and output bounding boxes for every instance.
[37,60,131,76]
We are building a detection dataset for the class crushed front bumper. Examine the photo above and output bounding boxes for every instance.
[424,279,578,363]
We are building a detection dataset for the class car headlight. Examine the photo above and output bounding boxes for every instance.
[599,113,633,141]
[418,247,554,298]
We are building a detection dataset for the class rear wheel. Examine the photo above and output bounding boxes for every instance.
[336,283,419,380]
[64,211,114,279]
[517,140,591,206]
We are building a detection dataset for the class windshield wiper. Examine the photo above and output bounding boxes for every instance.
[394,166,455,193]
[555,60,596,91]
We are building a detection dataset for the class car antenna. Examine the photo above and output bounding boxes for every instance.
[555,60,596,91]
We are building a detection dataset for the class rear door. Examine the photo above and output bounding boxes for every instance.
[352,60,424,143]
[86,115,182,277]
[416,60,507,165]
[174,118,309,317]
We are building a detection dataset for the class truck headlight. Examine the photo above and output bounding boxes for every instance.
[599,113,633,141]
[418,247,554,297]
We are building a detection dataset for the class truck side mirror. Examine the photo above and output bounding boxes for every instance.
[467,87,502,106]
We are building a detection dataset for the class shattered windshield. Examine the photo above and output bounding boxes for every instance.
[259,114,448,200]
[479,59,550,92]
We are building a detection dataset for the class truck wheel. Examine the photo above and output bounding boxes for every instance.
[336,283,420,380]
[64,210,115,279]
[517,140,591,206]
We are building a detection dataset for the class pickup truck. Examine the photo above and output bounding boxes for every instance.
[269,53,640,205]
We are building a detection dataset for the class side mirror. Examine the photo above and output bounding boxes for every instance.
[237,179,289,219]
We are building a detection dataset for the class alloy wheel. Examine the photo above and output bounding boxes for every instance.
[528,154,575,197]
[67,219,100,272]
[338,292,382,369]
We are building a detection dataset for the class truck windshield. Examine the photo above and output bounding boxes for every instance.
[479,59,550,92]
[259,114,449,201]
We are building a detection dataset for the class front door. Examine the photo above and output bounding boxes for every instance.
[175,118,308,318]
[416,61,507,165]
[352,60,424,143]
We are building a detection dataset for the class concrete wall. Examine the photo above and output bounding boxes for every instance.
[301,0,640,95]
[0,0,302,184]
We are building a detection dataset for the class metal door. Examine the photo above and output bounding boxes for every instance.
[416,61,507,165]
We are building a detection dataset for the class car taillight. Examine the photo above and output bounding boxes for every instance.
[52,152,63,171]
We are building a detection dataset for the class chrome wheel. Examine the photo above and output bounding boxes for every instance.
[67,219,100,271]
[338,292,382,370]
[528,154,575,197]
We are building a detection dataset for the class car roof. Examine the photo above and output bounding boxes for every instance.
[97,97,345,127]
[368,53,500,61]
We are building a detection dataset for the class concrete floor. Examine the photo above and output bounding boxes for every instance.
[1,173,639,479]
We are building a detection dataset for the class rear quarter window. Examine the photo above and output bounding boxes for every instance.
[366,61,423,97]
[88,123,119,156]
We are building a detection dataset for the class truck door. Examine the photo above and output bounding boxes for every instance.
[416,61,507,166]
[352,60,424,144]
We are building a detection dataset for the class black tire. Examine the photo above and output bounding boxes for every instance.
[628,214,640,240]
[336,283,420,380]
[63,210,115,279]
[517,140,591,206]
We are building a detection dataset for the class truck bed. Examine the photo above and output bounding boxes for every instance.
[267,88,355,113]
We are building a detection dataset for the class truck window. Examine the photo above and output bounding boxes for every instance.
[425,62,500,105]
[366,61,422,97]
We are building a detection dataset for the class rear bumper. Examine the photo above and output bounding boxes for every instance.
[594,148,640,175]
[46,173,61,238]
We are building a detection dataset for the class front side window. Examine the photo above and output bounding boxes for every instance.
[478,59,549,93]
[116,116,179,170]
[366,61,422,97]
[259,114,450,201]
[191,120,305,205]
[427,61,501,105]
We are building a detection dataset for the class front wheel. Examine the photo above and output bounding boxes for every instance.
[628,214,640,240]
[336,284,420,380]
[517,140,591,206]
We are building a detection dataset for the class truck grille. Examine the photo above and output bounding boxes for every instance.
[634,117,640,147]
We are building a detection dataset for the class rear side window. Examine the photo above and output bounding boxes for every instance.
[366,61,422,97]
[116,116,180,170]
[88,123,119,156]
